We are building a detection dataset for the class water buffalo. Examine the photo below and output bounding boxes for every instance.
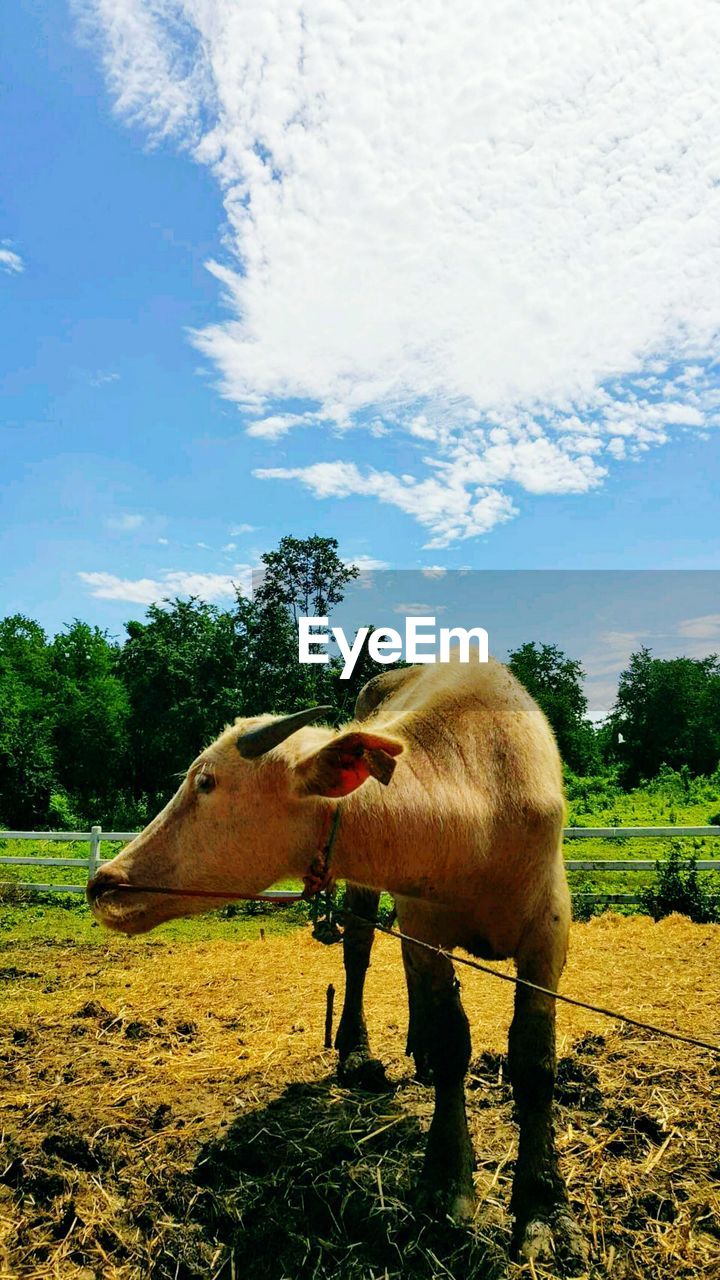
[88,656,584,1266]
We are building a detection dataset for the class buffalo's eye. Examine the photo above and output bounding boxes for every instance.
[195,771,216,794]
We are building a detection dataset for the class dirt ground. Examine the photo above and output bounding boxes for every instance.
[1,913,718,1280]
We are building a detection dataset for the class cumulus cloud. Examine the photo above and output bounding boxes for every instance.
[257,460,517,547]
[245,411,322,440]
[78,567,250,604]
[81,1,720,542]
[0,248,24,275]
[348,554,389,572]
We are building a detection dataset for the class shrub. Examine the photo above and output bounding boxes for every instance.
[641,846,720,924]
[563,769,620,811]
[47,791,81,831]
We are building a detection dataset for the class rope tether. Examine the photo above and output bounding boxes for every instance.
[344,910,720,1055]
[107,881,720,1054]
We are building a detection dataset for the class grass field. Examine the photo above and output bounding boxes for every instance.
[1,914,719,1279]
[2,784,720,944]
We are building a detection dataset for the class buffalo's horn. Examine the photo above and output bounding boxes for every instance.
[236,706,334,759]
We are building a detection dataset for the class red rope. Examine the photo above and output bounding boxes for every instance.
[113,884,306,903]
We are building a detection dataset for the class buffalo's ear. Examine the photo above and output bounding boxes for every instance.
[293,731,404,798]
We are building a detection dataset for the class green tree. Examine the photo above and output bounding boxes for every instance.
[119,598,249,808]
[607,648,720,786]
[255,534,359,622]
[252,534,365,712]
[0,615,56,826]
[49,621,130,822]
[507,641,599,773]
[116,538,361,808]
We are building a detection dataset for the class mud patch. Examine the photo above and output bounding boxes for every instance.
[555,1053,604,1110]
[0,966,40,981]
[144,1080,505,1280]
[603,1103,666,1156]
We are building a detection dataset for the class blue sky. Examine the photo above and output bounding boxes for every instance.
[3,2,720,642]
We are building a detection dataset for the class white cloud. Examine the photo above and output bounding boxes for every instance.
[0,247,23,275]
[347,554,389,572]
[89,370,120,387]
[105,513,145,532]
[82,1,720,542]
[677,614,720,640]
[393,602,447,616]
[256,460,517,547]
[661,403,704,427]
[245,411,322,439]
[78,567,250,605]
[228,523,256,536]
[0,248,24,275]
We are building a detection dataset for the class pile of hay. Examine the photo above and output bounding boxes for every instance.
[1,914,718,1278]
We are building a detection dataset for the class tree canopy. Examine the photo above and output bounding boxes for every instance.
[607,647,720,786]
[1,538,719,828]
[507,641,600,774]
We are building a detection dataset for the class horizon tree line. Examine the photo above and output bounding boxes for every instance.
[1,536,719,829]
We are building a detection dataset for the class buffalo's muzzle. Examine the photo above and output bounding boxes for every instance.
[86,866,128,907]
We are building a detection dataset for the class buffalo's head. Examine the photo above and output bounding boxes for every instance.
[87,706,403,934]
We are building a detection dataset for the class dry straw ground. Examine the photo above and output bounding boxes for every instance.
[1,913,719,1280]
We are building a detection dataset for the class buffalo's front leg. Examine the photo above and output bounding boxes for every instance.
[335,884,389,1090]
[508,924,588,1269]
[402,929,475,1222]
[401,937,433,1082]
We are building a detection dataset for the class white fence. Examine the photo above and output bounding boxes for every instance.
[1,825,719,907]
[0,827,134,894]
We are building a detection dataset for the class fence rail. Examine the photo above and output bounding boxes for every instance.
[1,826,719,906]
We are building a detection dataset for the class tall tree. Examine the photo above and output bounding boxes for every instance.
[49,621,130,821]
[252,534,365,711]
[119,598,249,808]
[608,647,720,785]
[254,535,359,622]
[507,641,599,773]
[0,615,56,826]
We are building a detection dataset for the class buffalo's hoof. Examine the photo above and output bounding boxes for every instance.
[416,1179,477,1226]
[411,1052,433,1086]
[337,1051,391,1092]
[514,1208,588,1273]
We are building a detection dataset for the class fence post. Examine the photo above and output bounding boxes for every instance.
[88,825,102,883]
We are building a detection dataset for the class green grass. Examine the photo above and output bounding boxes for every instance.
[2,783,720,944]
[0,894,310,948]
[564,785,720,907]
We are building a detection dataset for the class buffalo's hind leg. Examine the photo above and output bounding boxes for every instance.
[335,884,389,1090]
[508,914,588,1270]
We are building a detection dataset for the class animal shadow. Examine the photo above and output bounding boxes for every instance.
[148,1076,506,1280]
